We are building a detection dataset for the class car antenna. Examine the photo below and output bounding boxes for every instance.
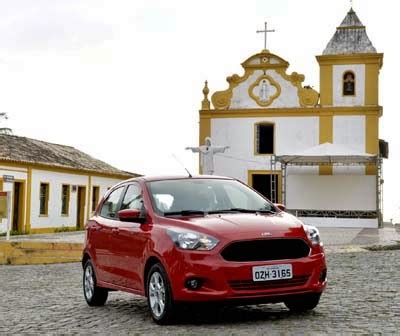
[171,154,193,178]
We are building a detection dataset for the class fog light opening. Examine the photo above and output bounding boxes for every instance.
[185,278,202,290]
[319,269,327,283]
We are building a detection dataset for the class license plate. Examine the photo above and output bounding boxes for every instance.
[252,264,293,282]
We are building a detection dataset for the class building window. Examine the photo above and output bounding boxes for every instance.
[61,184,70,215]
[255,123,274,154]
[39,183,49,216]
[92,186,100,212]
[343,71,355,96]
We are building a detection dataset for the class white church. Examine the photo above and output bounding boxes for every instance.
[197,8,387,228]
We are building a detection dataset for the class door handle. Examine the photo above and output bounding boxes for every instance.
[112,228,120,234]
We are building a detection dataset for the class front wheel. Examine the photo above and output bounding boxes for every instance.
[146,263,177,324]
[284,293,321,312]
[83,260,108,306]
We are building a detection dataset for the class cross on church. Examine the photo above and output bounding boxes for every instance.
[256,21,275,50]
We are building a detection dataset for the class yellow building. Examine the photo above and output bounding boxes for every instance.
[0,134,138,234]
[199,8,386,228]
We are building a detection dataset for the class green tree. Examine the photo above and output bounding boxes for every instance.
[0,112,12,134]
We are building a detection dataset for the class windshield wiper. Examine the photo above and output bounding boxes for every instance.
[208,208,276,214]
[163,210,207,217]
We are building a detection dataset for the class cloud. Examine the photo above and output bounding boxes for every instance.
[0,0,115,51]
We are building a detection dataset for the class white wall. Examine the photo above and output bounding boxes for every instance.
[300,217,378,228]
[31,170,88,229]
[286,175,376,211]
[333,64,365,106]
[333,115,366,174]
[31,170,125,229]
[211,116,319,183]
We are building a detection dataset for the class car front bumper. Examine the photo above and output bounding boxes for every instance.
[166,248,327,303]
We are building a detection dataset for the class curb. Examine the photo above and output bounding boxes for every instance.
[0,241,83,265]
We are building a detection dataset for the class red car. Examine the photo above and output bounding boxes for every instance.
[82,176,327,324]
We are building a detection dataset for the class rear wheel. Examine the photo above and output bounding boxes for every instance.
[284,293,321,312]
[83,259,108,306]
[146,263,177,324]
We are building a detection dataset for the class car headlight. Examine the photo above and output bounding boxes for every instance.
[166,228,219,251]
[304,225,321,246]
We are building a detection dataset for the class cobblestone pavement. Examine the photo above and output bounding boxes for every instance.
[0,251,399,335]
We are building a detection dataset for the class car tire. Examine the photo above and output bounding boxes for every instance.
[284,293,321,312]
[83,259,108,306]
[146,263,177,325]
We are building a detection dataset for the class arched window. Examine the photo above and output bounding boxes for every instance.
[343,71,355,96]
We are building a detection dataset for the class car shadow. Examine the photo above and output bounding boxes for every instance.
[173,303,307,325]
[94,295,320,326]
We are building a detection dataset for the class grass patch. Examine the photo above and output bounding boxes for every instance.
[54,226,76,233]
[364,242,400,251]
[0,230,27,237]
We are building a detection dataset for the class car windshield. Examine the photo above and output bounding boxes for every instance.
[146,178,275,216]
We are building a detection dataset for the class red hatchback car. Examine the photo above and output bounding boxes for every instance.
[82,176,327,324]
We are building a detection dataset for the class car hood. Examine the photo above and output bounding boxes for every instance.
[167,212,307,240]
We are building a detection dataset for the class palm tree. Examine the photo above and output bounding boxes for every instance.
[0,112,12,134]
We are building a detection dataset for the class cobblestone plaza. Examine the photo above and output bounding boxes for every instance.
[1,250,399,334]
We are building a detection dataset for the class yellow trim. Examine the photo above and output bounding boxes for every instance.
[211,69,255,110]
[91,185,100,214]
[210,50,317,110]
[39,182,50,216]
[254,122,275,155]
[365,63,379,105]
[316,53,384,66]
[342,70,356,97]
[30,226,79,234]
[61,184,70,216]
[200,106,382,119]
[25,168,32,233]
[0,179,3,191]
[87,176,92,219]
[0,166,28,173]
[366,114,379,175]
[199,116,211,174]
[0,161,134,180]
[319,114,333,175]
[248,74,281,107]
[247,170,282,203]
[10,179,26,233]
[76,185,87,230]
[320,64,333,105]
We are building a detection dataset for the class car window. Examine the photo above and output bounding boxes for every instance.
[100,187,125,219]
[147,179,275,214]
[120,183,143,211]
[222,184,250,209]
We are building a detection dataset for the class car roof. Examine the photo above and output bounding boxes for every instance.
[123,174,235,183]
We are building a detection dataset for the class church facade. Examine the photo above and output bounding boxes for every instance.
[198,8,385,228]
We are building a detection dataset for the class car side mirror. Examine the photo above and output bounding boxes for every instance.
[274,203,286,212]
[118,209,145,223]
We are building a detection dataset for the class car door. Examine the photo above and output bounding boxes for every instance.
[109,182,148,290]
[93,186,125,284]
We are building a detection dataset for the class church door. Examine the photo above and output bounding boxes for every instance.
[249,172,281,203]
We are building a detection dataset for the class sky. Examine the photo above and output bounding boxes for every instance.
[0,0,399,222]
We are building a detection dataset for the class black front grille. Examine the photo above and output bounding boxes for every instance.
[221,239,310,262]
[229,275,309,291]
